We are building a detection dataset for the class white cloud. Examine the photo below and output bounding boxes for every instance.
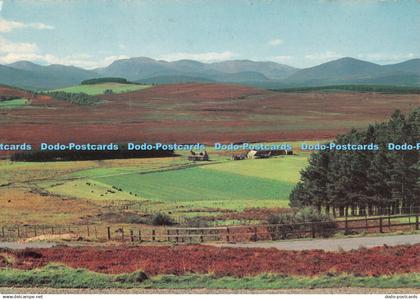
[103,55,130,65]
[159,51,236,62]
[0,1,3,12]
[304,51,343,63]
[357,53,415,63]
[0,18,54,33]
[0,36,38,54]
[268,38,283,46]
[0,36,128,69]
[271,55,293,63]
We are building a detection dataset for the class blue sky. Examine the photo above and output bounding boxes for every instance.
[0,0,419,69]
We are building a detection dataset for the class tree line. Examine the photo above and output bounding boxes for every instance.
[11,145,175,162]
[44,91,101,105]
[290,108,420,216]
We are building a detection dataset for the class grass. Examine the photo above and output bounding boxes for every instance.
[0,264,418,289]
[95,167,294,202]
[0,98,29,108]
[54,83,151,95]
[0,151,308,223]
[203,156,307,184]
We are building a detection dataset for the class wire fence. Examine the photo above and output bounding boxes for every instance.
[1,213,418,243]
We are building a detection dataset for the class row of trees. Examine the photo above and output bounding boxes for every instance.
[0,95,20,101]
[11,146,175,162]
[290,108,420,216]
[44,91,101,105]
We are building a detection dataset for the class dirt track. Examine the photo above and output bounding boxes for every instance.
[215,233,420,251]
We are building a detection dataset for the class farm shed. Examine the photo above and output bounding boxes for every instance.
[188,150,209,161]
[247,149,291,159]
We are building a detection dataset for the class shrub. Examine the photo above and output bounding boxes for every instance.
[266,207,337,239]
[151,213,175,226]
[16,249,42,259]
[113,271,148,283]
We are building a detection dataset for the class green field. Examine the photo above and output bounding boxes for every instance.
[2,152,308,222]
[38,155,305,216]
[204,156,307,184]
[0,98,29,108]
[96,166,293,202]
[54,83,151,95]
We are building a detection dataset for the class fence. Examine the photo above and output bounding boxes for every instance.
[0,213,418,243]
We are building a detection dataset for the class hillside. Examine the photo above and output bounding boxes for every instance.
[0,57,419,90]
[284,57,420,86]
[1,61,98,90]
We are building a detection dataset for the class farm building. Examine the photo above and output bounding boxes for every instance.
[247,149,292,159]
[231,154,246,160]
[188,150,209,161]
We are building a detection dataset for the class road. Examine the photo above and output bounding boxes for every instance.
[214,233,420,251]
[0,233,419,251]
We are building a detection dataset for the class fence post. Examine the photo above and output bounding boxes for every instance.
[138,230,142,242]
[121,228,124,241]
[226,227,230,242]
[87,225,90,237]
[167,229,170,242]
[344,217,348,235]
[365,214,368,231]
[107,226,111,240]
[175,229,179,243]
[416,215,419,230]
[152,229,155,242]
[388,210,391,229]
[311,222,316,238]
[17,226,20,238]
[379,217,383,233]
[253,227,257,241]
[130,230,134,242]
[1,226,4,238]
[34,225,37,237]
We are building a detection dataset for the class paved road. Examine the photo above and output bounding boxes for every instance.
[0,242,57,250]
[214,233,420,251]
[0,234,419,251]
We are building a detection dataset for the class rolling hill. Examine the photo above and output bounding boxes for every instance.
[1,61,98,90]
[284,57,420,87]
[0,57,419,90]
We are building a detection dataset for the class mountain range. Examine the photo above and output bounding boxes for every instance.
[0,57,419,90]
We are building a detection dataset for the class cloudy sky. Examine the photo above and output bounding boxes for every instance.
[0,0,419,69]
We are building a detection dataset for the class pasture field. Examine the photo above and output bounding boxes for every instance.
[53,83,151,95]
[0,150,305,224]
[0,98,29,109]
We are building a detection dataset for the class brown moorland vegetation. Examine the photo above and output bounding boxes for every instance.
[1,244,419,277]
[1,83,419,147]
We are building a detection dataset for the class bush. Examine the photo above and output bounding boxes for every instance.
[16,249,42,259]
[151,213,175,226]
[266,207,337,239]
[113,271,148,283]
